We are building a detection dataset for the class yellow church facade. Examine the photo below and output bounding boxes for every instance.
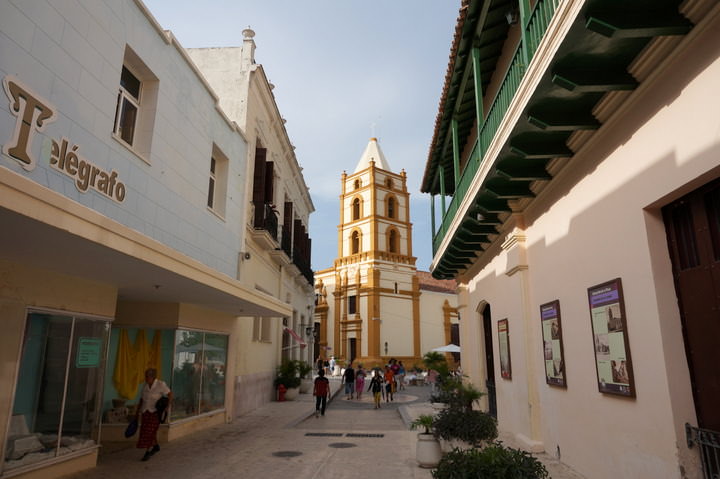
[314,139,458,369]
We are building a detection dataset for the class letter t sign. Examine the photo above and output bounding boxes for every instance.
[3,75,57,171]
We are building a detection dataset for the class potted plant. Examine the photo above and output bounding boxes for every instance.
[297,360,314,394]
[431,441,549,479]
[410,414,442,468]
[274,360,301,400]
[432,406,497,451]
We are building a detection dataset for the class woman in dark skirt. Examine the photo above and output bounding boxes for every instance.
[134,368,172,461]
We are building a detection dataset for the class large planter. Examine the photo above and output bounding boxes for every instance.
[299,378,313,394]
[440,438,474,453]
[416,433,442,468]
[284,387,299,401]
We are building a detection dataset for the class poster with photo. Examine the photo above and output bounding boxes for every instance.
[498,319,511,379]
[540,300,566,387]
[587,278,635,397]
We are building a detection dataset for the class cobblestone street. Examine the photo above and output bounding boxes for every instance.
[67,378,583,479]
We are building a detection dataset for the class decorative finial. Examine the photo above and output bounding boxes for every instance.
[242,27,255,39]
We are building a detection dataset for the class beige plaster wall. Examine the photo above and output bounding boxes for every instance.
[458,13,720,478]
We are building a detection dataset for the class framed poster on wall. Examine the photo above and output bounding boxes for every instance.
[498,319,511,379]
[540,300,566,387]
[587,278,636,397]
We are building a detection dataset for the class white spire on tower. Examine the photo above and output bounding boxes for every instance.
[354,137,391,173]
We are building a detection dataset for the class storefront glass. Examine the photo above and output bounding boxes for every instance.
[171,330,228,421]
[200,334,227,414]
[4,312,110,472]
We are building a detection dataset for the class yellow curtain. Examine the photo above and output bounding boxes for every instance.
[149,330,162,380]
[134,329,150,382]
[112,329,138,399]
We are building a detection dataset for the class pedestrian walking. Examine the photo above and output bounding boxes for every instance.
[316,356,324,374]
[134,368,172,461]
[397,361,406,390]
[329,356,336,376]
[355,364,366,400]
[313,369,330,417]
[368,373,384,409]
[342,362,356,399]
[384,365,395,402]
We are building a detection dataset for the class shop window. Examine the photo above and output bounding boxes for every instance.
[5,311,110,471]
[171,331,228,420]
[102,328,227,427]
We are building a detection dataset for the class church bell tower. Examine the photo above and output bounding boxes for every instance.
[316,138,421,366]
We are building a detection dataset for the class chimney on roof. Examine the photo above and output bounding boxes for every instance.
[241,27,256,68]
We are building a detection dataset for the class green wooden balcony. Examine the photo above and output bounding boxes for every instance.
[427,0,692,278]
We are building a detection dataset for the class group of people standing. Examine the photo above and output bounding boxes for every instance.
[313,357,409,416]
[341,358,406,409]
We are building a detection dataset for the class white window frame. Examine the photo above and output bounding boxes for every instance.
[113,66,141,147]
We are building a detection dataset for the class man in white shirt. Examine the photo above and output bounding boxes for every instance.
[134,368,172,461]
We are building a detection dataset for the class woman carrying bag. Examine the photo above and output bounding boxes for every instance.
[134,368,172,461]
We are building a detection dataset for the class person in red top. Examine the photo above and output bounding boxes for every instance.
[313,369,330,417]
[384,366,395,402]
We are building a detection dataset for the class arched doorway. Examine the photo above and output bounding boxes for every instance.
[480,303,496,417]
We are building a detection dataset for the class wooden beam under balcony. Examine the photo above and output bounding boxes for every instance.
[462,218,499,235]
[474,196,512,213]
[585,11,693,39]
[495,158,552,181]
[510,137,572,159]
[484,178,535,199]
[469,208,503,225]
[552,70,638,92]
[456,229,488,245]
[446,245,478,259]
[527,111,600,131]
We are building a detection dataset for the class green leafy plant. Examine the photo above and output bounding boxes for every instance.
[410,414,435,434]
[432,407,497,447]
[423,351,447,370]
[274,359,301,389]
[431,442,549,479]
[296,360,313,379]
[431,378,485,411]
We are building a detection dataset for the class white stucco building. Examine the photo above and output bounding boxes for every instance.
[186,28,316,416]
[0,1,312,477]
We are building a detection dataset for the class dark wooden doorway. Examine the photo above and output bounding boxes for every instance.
[482,304,497,418]
[663,179,720,431]
[349,338,357,365]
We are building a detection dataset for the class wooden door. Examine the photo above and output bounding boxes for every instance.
[663,179,720,431]
[482,304,497,418]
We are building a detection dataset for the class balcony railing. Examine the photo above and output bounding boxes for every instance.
[432,0,560,255]
[254,203,278,242]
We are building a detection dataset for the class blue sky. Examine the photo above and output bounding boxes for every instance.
[143,0,460,271]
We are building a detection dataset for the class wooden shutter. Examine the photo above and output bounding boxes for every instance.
[253,148,266,226]
[264,161,274,204]
[283,202,293,254]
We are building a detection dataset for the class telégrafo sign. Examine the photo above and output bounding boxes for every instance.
[2,75,126,202]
